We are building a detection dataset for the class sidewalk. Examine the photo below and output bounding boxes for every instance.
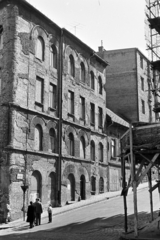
[0,181,151,232]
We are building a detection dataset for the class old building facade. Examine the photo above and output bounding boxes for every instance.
[0,0,129,222]
[97,47,155,123]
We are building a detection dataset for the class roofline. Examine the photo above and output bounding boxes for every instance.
[104,47,150,63]
[0,0,108,67]
[63,28,108,66]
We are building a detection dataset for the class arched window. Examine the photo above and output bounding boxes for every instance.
[68,133,74,156]
[99,177,104,193]
[90,140,95,161]
[91,176,96,195]
[90,71,94,90]
[98,76,103,95]
[69,55,75,77]
[36,36,45,61]
[50,45,57,69]
[49,128,56,153]
[80,136,85,159]
[35,124,43,151]
[80,62,85,83]
[98,142,103,162]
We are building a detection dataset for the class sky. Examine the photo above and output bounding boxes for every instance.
[26,0,148,58]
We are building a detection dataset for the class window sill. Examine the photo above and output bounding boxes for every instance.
[35,57,44,64]
[49,107,56,112]
[35,101,43,107]
[111,157,117,160]
[90,122,95,127]
[35,102,43,112]
[68,113,75,121]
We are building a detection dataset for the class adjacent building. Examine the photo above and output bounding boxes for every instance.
[97,47,155,123]
[0,0,129,222]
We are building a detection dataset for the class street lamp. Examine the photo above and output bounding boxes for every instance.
[21,182,28,221]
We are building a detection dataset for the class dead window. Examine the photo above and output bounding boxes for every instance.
[90,71,94,90]
[90,103,95,125]
[69,133,74,156]
[49,84,56,109]
[0,26,3,50]
[36,76,43,104]
[90,140,95,161]
[141,99,145,114]
[80,96,85,120]
[69,55,75,77]
[98,143,103,162]
[98,107,103,128]
[49,128,56,153]
[80,62,85,83]
[80,136,85,159]
[111,139,116,158]
[50,45,57,69]
[98,76,103,95]
[35,124,43,151]
[36,36,44,61]
[68,90,74,115]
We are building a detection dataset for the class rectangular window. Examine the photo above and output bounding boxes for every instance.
[0,26,3,50]
[80,96,85,120]
[98,107,103,128]
[141,99,145,114]
[49,84,56,109]
[36,76,43,104]
[140,55,143,69]
[68,90,74,114]
[90,103,95,125]
[141,77,144,91]
[111,139,116,158]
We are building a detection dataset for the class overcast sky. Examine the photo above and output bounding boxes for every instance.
[26,0,148,57]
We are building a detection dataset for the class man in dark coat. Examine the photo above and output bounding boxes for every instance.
[34,198,43,226]
[27,201,35,228]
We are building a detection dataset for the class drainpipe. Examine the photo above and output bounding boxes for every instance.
[57,29,63,206]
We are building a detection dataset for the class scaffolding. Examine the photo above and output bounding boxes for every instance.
[145,0,160,115]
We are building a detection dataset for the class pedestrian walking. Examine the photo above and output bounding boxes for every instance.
[34,198,43,226]
[4,202,11,224]
[26,201,35,228]
[47,204,52,223]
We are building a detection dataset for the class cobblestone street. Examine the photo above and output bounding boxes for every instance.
[0,186,159,240]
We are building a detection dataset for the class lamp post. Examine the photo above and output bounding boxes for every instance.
[21,182,28,221]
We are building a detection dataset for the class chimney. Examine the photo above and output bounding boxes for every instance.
[98,40,104,53]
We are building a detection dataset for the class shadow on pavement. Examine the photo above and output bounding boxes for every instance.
[1,210,159,240]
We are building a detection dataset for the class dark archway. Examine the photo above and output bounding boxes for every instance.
[48,172,56,206]
[67,173,75,201]
[30,170,42,202]
[80,175,86,200]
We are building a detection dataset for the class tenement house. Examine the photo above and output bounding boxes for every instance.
[0,0,129,222]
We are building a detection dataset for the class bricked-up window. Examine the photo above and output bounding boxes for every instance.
[0,26,3,50]
[90,71,94,90]
[80,62,85,83]
[49,84,56,109]
[36,36,45,61]
[141,77,144,91]
[36,76,43,104]
[68,90,74,115]
[111,139,116,158]
[35,124,43,151]
[49,128,56,153]
[90,140,95,161]
[80,136,85,159]
[99,177,104,193]
[140,55,143,69]
[68,133,74,156]
[90,103,95,125]
[98,107,103,128]
[50,45,57,69]
[69,55,75,77]
[80,96,85,120]
[98,76,103,95]
[141,99,145,114]
[91,176,96,194]
[98,143,103,162]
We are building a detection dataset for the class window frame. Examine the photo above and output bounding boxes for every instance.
[111,139,116,158]
[49,83,57,109]
[98,107,103,128]
[68,133,74,156]
[90,103,95,125]
[69,55,75,77]
[35,124,43,151]
[35,76,43,105]
[98,143,103,162]
[36,36,45,61]
[80,96,85,120]
[50,45,57,69]
[68,90,74,115]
